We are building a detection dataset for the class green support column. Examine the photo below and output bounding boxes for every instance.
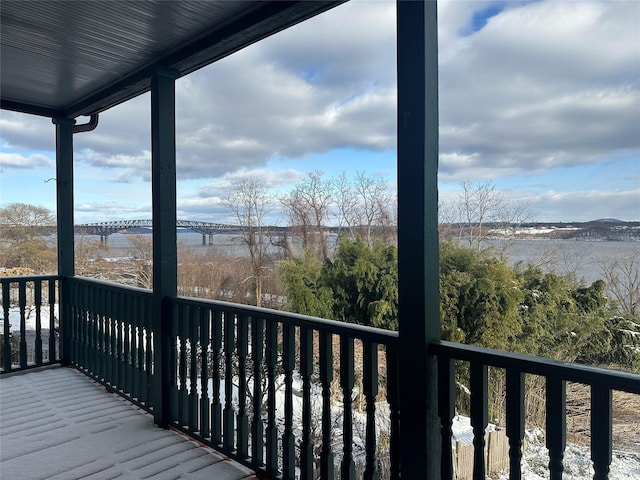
[150,69,179,427]
[396,0,440,478]
[53,117,76,366]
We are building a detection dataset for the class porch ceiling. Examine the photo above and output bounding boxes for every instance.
[0,0,344,119]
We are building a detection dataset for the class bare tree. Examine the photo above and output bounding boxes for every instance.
[378,194,398,245]
[224,178,274,307]
[598,248,640,316]
[282,171,396,258]
[124,234,153,289]
[281,188,313,252]
[334,171,395,246]
[523,244,588,281]
[353,171,392,245]
[438,200,458,239]
[286,171,334,260]
[492,198,536,259]
[0,202,54,237]
[334,171,359,239]
[449,180,535,255]
[0,203,56,273]
[75,236,111,279]
[456,180,502,250]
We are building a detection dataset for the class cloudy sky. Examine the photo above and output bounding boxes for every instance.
[1,0,638,224]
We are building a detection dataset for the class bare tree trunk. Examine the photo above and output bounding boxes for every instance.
[223,178,275,307]
[283,170,333,260]
[598,248,640,316]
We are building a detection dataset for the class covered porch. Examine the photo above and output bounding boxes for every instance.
[1,1,639,479]
[2,273,639,479]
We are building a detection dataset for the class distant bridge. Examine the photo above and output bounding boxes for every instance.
[75,219,244,236]
[73,220,251,244]
[15,220,341,244]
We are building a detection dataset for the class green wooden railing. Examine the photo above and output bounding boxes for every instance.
[430,341,640,480]
[169,296,400,480]
[66,276,154,411]
[2,275,639,480]
[63,276,400,479]
[1,275,59,373]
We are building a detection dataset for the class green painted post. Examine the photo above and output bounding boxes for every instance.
[53,117,76,367]
[34,280,43,366]
[546,377,566,480]
[19,280,27,369]
[250,316,264,465]
[237,314,249,459]
[48,280,57,361]
[2,282,12,372]
[506,369,525,480]
[397,0,441,478]
[591,385,612,480]
[150,69,179,428]
[470,363,488,480]
[319,331,335,480]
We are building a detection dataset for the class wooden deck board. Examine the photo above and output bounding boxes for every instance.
[0,366,256,480]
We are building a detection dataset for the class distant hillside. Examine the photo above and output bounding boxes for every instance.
[441,219,640,241]
[518,220,640,241]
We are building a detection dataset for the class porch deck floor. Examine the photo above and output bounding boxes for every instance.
[0,366,256,480]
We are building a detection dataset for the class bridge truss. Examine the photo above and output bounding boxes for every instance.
[74,219,245,237]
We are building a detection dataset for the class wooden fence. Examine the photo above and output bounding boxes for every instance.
[454,430,509,480]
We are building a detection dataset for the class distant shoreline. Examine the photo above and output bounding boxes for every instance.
[440,219,640,242]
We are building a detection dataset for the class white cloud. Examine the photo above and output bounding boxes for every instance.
[0,151,53,169]
[194,167,305,199]
[0,113,54,152]
[438,0,639,180]
[439,186,640,223]
[528,189,640,223]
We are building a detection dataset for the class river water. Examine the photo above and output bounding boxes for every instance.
[79,232,638,286]
[490,238,638,284]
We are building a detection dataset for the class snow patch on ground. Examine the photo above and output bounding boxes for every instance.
[6,305,58,332]
[493,428,640,480]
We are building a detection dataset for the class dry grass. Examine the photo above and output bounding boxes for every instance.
[566,382,640,453]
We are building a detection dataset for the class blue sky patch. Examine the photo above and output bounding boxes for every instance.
[461,3,506,36]
[301,69,318,84]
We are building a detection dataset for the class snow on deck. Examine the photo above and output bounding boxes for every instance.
[0,366,256,480]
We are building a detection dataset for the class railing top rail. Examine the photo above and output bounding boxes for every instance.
[430,340,640,394]
[69,276,153,297]
[175,294,399,345]
[0,275,59,283]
